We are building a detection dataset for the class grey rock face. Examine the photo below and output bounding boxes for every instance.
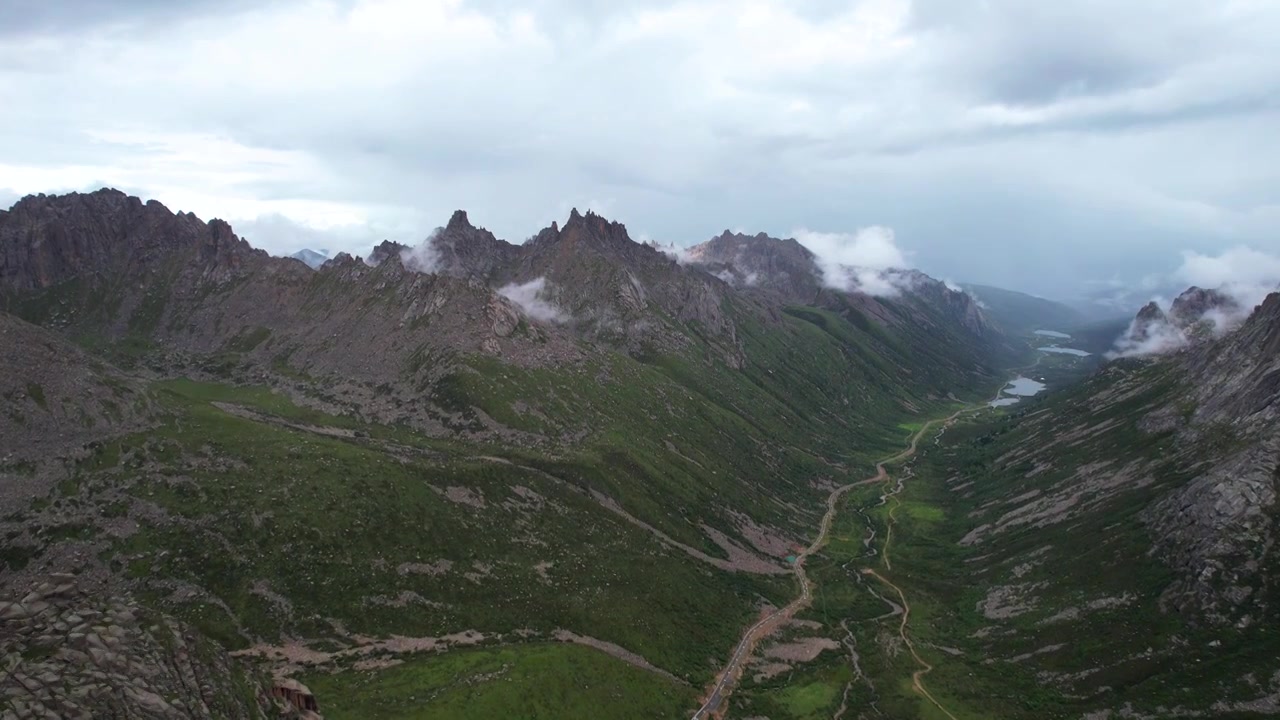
[1170,286,1240,326]
[0,575,282,719]
[1130,301,1170,344]
[1141,292,1280,623]
[0,188,263,294]
[1145,441,1278,624]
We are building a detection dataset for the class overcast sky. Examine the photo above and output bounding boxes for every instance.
[2,0,1279,301]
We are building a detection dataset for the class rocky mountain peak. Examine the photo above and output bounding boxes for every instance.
[1170,286,1240,324]
[196,219,263,284]
[429,211,515,281]
[446,209,474,232]
[1114,287,1261,356]
[524,209,644,263]
[1136,300,1167,322]
[367,240,409,267]
[0,188,257,293]
[1125,301,1174,346]
[561,208,629,242]
[683,230,821,300]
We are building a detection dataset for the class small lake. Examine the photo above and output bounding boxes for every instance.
[1005,376,1047,396]
[1034,329,1071,338]
[989,375,1047,408]
[1040,345,1091,357]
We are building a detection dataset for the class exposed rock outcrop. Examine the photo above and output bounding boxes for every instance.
[1114,286,1262,356]
[0,189,263,294]
[0,575,284,719]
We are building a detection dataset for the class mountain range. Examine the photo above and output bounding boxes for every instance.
[1,188,1277,719]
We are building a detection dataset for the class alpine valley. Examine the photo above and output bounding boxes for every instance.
[2,188,1278,720]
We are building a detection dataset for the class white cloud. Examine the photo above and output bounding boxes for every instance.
[399,229,443,273]
[709,268,759,286]
[236,213,381,256]
[0,132,363,227]
[1110,313,1189,358]
[648,240,697,264]
[792,226,912,296]
[1109,246,1280,356]
[1175,245,1280,310]
[496,276,566,323]
[794,227,907,270]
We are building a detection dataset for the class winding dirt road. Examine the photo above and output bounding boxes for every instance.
[860,568,960,720]
[690,412,963,720]
[859,411,973,720]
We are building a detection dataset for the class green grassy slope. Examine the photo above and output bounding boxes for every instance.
[785,359,1280,718]
[7,292,1007,716]
[307,643,695,720]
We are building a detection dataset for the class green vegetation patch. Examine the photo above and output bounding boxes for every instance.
[306,643,695,720]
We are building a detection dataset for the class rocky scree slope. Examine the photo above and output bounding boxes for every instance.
[0,311,153,508]
[1,574,287,719]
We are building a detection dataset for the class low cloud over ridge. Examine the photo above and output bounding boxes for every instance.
[1110,245,1280,357]
[497,277,566,323]
[793,226,914,297]
[1175,246,1280,312]
[399,229,443,274]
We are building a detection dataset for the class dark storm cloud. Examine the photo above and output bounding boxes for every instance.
[1,0,1278,301]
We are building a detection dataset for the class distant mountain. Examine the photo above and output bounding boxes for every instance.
[288,247,329,268]
[960,283,1084,336]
